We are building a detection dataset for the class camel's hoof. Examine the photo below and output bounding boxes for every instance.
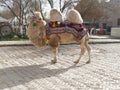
[86,60,90,64]
[74,60,79,64]
[51,60,57,64]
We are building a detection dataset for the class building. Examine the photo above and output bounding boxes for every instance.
[75,0,120,28]
[101,0,120,27]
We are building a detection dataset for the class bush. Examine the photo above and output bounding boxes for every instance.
[0,32,28,41]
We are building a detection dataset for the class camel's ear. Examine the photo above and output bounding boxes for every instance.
[30,10,35,16]
[27,10,33,22]
[27,15,33,23]
[43,20,46,26]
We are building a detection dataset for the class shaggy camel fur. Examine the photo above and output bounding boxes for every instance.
[27,9,91,64]
[27,12,46,47]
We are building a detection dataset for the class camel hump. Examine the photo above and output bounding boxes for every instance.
[50,9,63,22]
[66,9,83,24]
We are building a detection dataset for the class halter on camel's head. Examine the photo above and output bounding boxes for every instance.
[29,10,44,24]
[28,10,47,47]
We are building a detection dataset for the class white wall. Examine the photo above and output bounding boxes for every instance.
[111,27,120,38]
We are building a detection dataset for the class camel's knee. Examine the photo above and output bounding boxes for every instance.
[81,46,86,55]
[85,41,91,52]
[87,45,91,53]
[52,47,58,54]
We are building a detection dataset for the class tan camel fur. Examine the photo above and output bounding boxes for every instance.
[27,11,46,47]
[27,9,91,64]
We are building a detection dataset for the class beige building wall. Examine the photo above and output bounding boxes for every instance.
[111,27,120,38]
[107,0,120,27]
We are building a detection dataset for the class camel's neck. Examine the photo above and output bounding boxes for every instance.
[27,19,48,47]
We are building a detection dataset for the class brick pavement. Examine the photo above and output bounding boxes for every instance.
[0,44,120,90]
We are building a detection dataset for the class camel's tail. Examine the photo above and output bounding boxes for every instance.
[86,32,90,41]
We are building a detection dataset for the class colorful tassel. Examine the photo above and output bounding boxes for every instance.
[33,22,36,27]
[52,22,56,28]
[36,21,40,26]
[33,21,40,27]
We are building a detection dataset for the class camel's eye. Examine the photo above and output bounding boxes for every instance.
[39,18,42,20]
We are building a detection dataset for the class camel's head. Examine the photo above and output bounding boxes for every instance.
[27,11,47,48]
[50,9,63,21]
[66,9,83,24]
[28,11,46,25]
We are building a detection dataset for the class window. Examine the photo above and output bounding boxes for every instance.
[117,18,120,25]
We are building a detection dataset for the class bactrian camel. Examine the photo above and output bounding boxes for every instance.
[27,9,91,64]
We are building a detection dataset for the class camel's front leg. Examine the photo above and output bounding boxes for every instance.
[51,47,58,63]
[48,35,59,64]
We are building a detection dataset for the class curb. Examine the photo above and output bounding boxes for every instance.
[89,41,120,44]
[0,39,120,47]
[0,44,33,47]
[0,41,32,47]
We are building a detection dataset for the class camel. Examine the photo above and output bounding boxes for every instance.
[27,9,91,64]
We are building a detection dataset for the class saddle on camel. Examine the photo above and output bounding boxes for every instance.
[27,9,91,64]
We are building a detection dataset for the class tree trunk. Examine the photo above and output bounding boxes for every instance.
[20,24,23,34]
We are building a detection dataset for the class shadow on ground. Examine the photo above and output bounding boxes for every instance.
[0,62,86,89]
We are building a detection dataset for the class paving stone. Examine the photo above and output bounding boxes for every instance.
[0,44,120,90]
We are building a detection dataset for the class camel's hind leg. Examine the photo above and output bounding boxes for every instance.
[51,47,58,63]
[85,40,91,64]
[74,41,86,64]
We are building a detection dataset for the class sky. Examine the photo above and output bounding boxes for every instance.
[98,0,110,3]
[106,0,110,2]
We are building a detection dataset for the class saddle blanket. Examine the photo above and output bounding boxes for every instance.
[46,21,87,40]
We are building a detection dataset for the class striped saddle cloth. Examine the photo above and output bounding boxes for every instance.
[46,21,87,40]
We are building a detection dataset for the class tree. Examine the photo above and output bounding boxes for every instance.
[59,0,80,12]
[75,0,105,22]
[0,0,45,34]
[75,0,120,23]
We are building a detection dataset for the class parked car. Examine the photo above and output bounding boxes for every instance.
[83,22,99,34]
